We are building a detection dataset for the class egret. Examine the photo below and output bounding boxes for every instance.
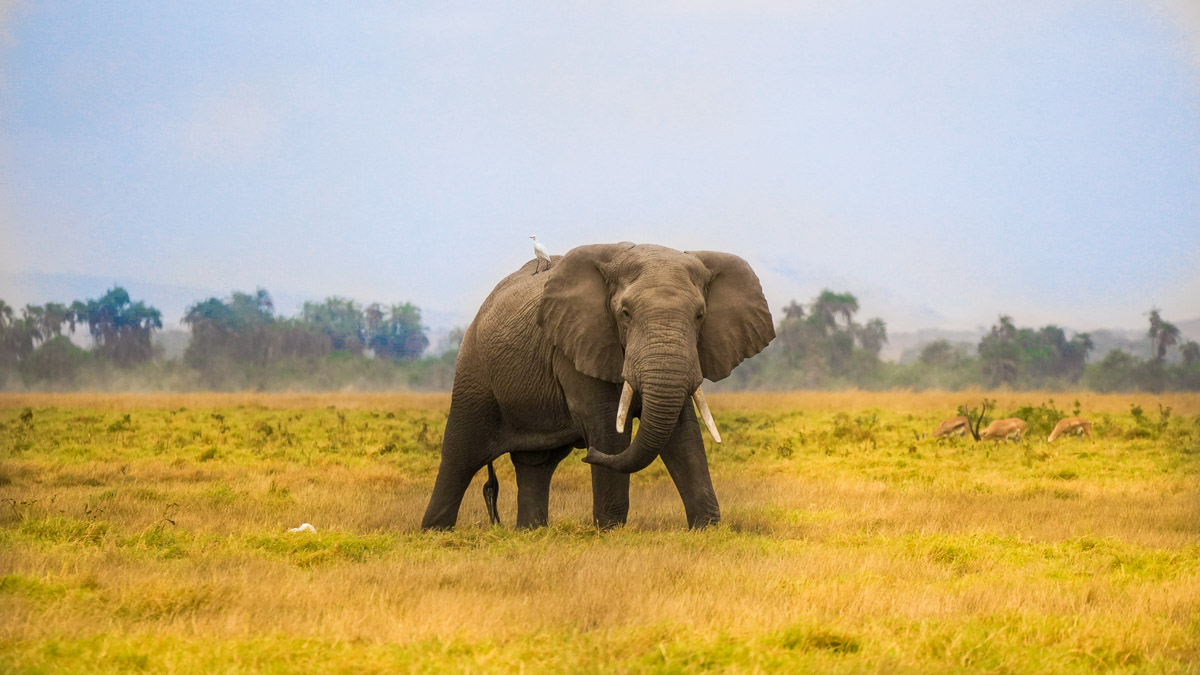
[287,523,316,533]
[530,235,551,274]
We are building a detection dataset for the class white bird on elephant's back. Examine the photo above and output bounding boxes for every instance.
[530,235,551,274]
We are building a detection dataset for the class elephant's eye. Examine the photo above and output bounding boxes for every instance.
[696,311,705,322]
[621,308,631,319]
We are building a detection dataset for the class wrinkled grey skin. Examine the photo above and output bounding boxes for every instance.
[420,243,774,530]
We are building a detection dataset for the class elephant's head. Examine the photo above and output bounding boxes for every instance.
[537,243,774,473]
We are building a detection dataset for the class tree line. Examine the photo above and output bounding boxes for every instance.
[2,285,1197,392]
[1,288,162,382]
[720,292,1200,392]
[0,287,454,391]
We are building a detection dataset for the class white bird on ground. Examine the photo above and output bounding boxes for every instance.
[287,523,316,533]
[530,235,551,274]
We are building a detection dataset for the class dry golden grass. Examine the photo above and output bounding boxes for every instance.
[1,391,1198,672]
[711,389,1200,415]
[6,388,1194,415]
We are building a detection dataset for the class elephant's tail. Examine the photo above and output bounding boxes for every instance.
[482,461,500,526]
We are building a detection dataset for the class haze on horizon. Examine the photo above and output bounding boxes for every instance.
[2,1,1199,336]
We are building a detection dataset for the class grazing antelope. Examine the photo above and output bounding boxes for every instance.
[932,416,970,439]
[1047,417,1092,442]
[978,418,1027,444]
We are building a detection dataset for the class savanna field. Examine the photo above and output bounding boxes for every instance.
[1,391,1198,673]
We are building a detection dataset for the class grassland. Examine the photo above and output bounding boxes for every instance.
[1,390,1198,673]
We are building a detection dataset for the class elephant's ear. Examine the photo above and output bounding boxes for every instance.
[537,243,635,382]
[688,250,776,381]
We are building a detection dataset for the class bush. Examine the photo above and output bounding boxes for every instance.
[20,337,90,386]
[1008,400,1065,439]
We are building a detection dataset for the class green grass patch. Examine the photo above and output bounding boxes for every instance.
[244,531,397,567]
[17,516,110,545]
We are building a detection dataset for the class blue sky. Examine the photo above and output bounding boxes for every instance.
[2,1,1198,334]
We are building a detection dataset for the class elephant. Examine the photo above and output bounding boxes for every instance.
[421,242,774,530]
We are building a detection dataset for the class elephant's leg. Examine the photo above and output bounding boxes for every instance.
[422,462,482,530]
[590,465,630,529]
[581,400,632,529]
[510,446,572,528]
[551,355,633,529]
[421,397,501,530]
[658,404,721,529]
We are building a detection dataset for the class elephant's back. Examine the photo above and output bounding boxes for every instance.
[472,256,562,327]
[456,257,563,409]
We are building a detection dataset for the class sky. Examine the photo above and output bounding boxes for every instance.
[2,1,1198,336]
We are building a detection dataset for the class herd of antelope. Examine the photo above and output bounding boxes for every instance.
[930,402,1093,444]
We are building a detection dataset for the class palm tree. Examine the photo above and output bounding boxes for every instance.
[75,287,163,366]
[1061,332,1094,381]
[1182,341,1200,367]
[979,315,1023,387]
[22,302,73,344]
[996,315,1018,341]
[1155,321,1181,362]
[774,304,812,368]
[368,303,429,361]
[832,292,859,328]
[811,290,859,333]
[857,318,888,355]
[0,301,19,366]
[0,301,39,366]
[301,297,365,354]
[1147,307,1165,360]
[20,305,45,344]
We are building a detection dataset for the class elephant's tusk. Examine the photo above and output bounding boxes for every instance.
[692,386,722,444]
[615,381,634,433]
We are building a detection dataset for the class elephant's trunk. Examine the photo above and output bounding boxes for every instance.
[584,346,696,474]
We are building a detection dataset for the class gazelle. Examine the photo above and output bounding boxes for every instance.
[1047,417,1092,442]
[932,416,970,438]
[978,418,1026,444]
[933,401,991,442]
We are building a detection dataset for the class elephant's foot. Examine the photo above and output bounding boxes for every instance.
[593,504,629,530]
[686,512,721,529]
[516,514,549,529]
